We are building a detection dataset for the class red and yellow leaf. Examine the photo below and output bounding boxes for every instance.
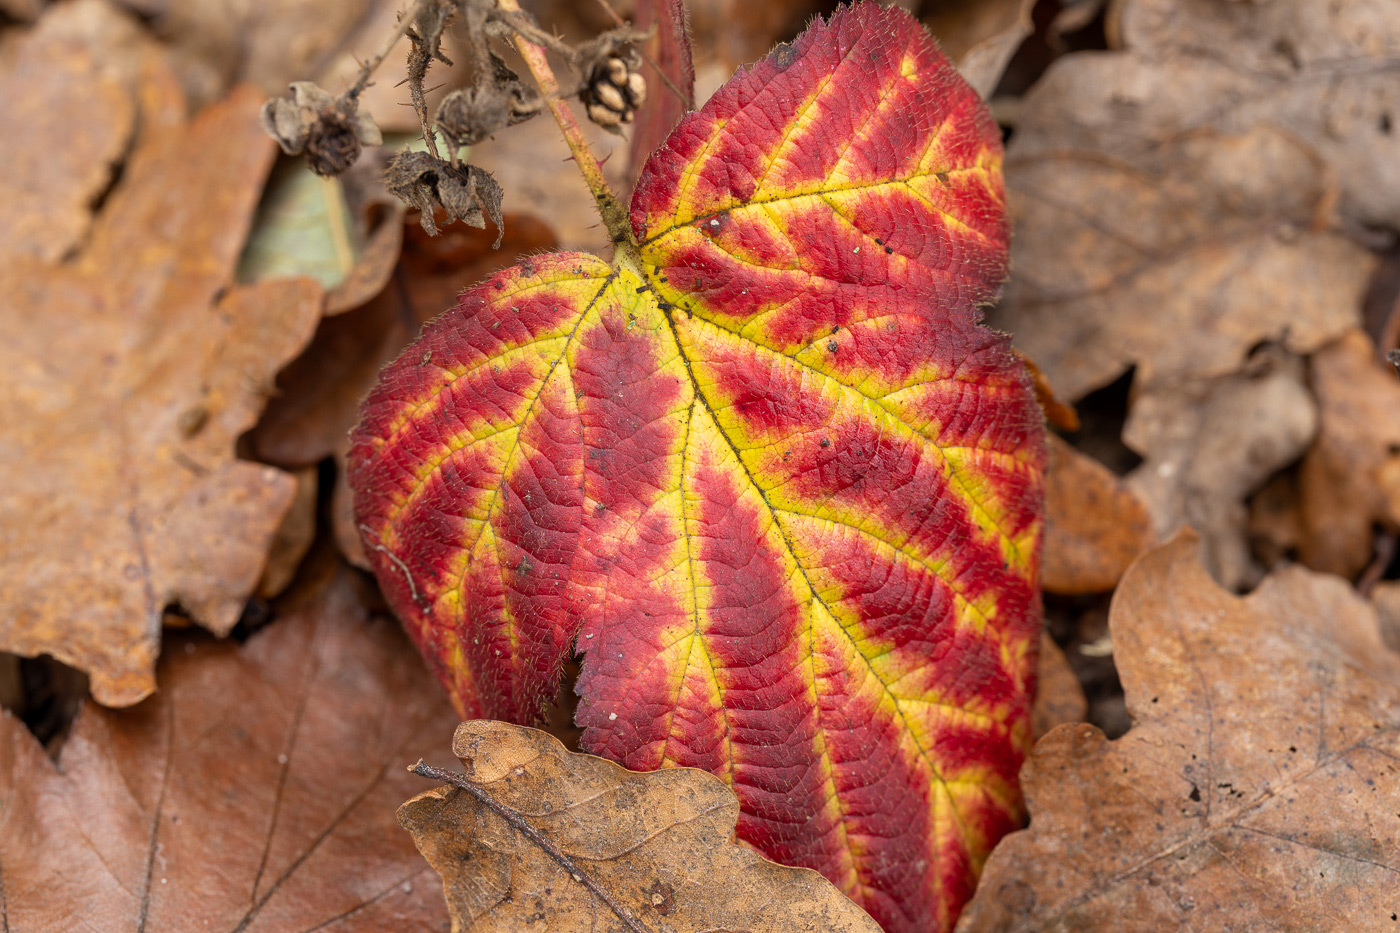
[349,5,1044,930]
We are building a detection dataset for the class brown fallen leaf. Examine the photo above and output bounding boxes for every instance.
[251,212,558,470]
[923,0,1036,99]
[1032,632,1088,740]
[1247,468,1306,574]
[1299,330,1400,578]
[400,720,881,932]
[957,530,1400,931]
[0,87,322,706]
[115,0,405,113]
[0,568,458,931]
[1124,350,1318,590]
[1373,582,1400,655]
[255,466,319,600]
[992,0,1387,402]
[0,0,44,20]
[0,2,134,264]
[1043,434,1154,595]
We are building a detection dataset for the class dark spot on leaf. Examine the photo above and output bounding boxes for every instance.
[1188,784,1201,802]
[772,42,796,70]
[820,438,830,448]
[646,880,675,915]
[826,340,839,352]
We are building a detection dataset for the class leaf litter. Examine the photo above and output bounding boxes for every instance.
[0,569,459,931]
[959,531,1400,930]
[5,0,1400,929]
[0,86,322,707]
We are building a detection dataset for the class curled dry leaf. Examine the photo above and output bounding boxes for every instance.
[992,0,1388,402]
[1042,434,1154,595]
[399,720,880,932]
[1123,351,1318,590]
[957,530,1400,931]
[0,571,459,931]
[0,87,322,706]
[1299,330,1400,578]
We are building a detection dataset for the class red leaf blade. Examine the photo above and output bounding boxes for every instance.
[351,6,1043,931]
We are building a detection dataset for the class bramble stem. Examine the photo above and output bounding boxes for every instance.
[496,0,631,243]
[345,0,433,101]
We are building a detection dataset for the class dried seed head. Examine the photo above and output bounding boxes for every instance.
[259,82,381,177]
[587,101,623,128]
[593,82,626,114]
[434,54,542,149]
[581,53,645,135]
[384,150,504,244]
[625,72,647,109]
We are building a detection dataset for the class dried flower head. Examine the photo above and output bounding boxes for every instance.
[434,55,543,149]
[260,82,382,177]
[384,150,504,243]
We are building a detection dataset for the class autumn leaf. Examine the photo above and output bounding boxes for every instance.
[0,86,322,706]
[1123,351,1318,590]
[0,570,459,930]
[349,5,1045,929]
[400,720,880,932]
[1298,330,1400,578]
[957,530,1400,931]
[992,0,1389,404]
[1042,434,1154,596]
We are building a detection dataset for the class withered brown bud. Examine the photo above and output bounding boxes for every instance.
[260,82,382,177]
[434,55,542,149]
[384,150,504,244]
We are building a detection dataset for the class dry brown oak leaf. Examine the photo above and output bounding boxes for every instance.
[957,530,1400,931]
[0,86,322,706]
[989,0,1393,402]
[400,720,881,932]
[1123,349,1318,591]
[0,0,184,265]
[1042,434,1154,596]
[1299,330,1400,579]
[0,569,459,931]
